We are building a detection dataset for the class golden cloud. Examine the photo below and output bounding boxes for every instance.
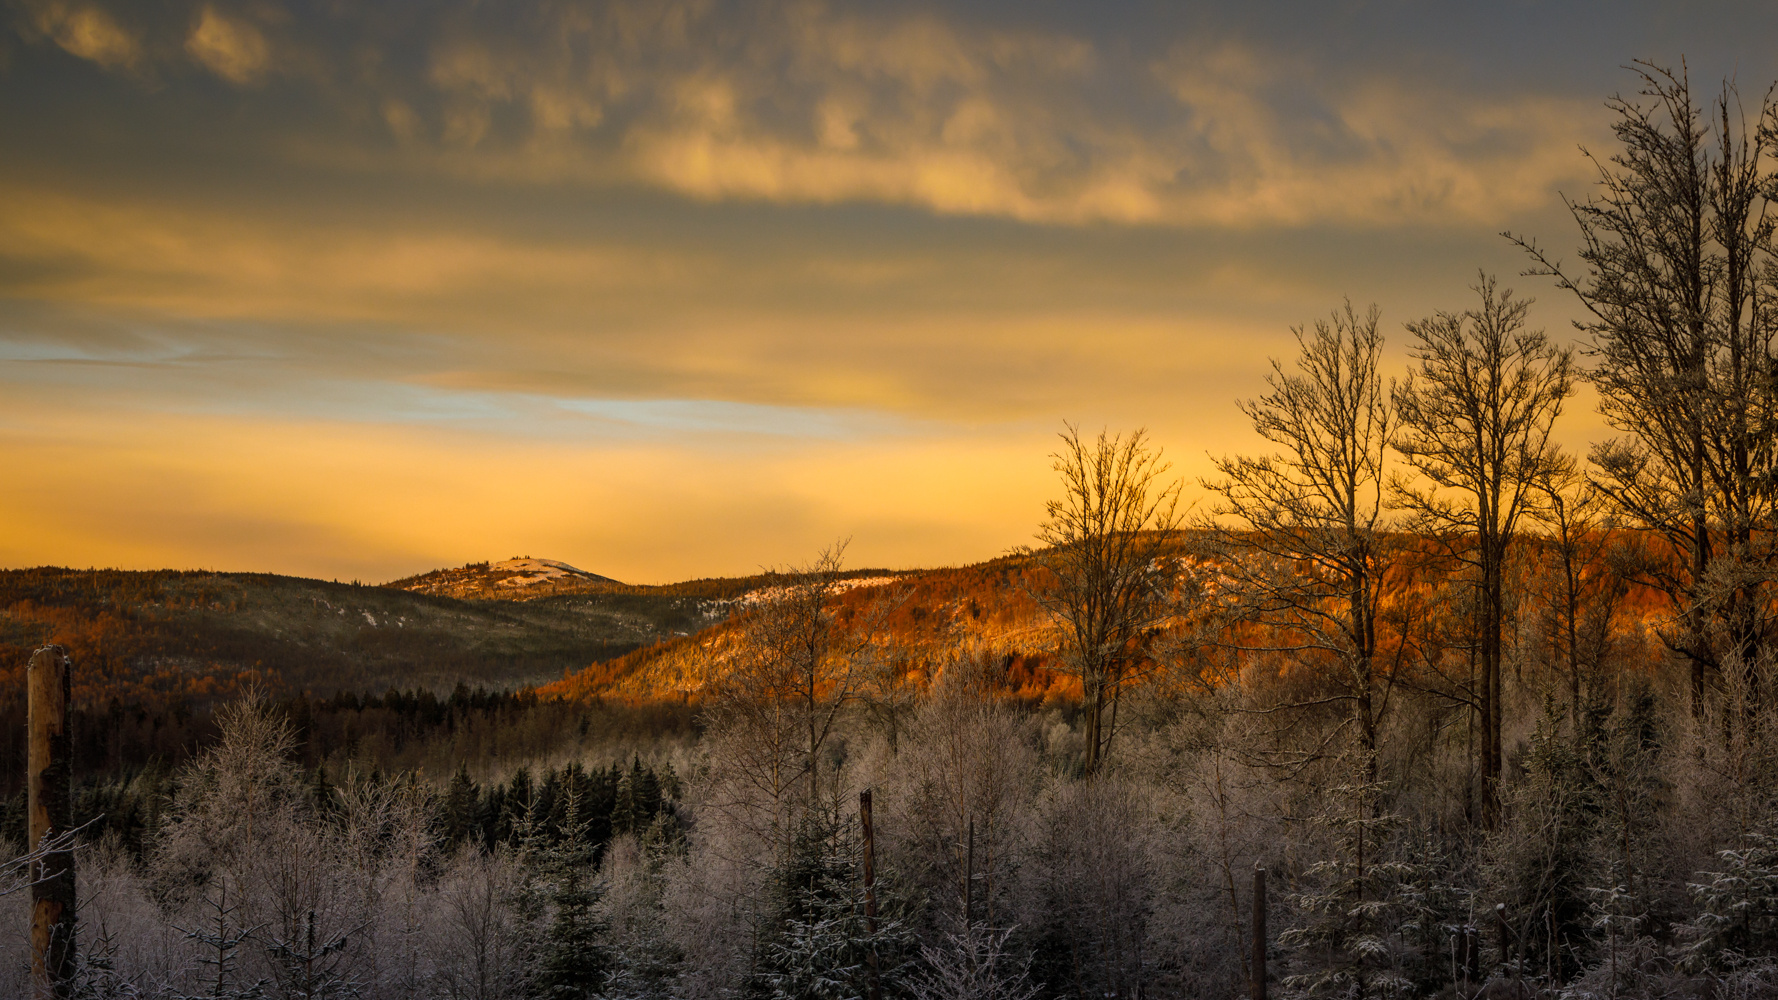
[398,5,1600,227]
[8,1,1606,229]
[26,0,138,70]
[0,170,1414,435]
[186,6,269,84]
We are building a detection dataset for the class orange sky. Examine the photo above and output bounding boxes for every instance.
[0,1,1768,583]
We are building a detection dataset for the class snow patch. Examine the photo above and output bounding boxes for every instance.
[733,576,903,606]
[491,557,601,588]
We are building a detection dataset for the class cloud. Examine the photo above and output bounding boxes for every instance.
[0,183,694,324]
[7,0,1605,229]
[0,175,1317,430]
[185,6,268,84]
[382,4,1601,227]
[24,0,138,70]
[0,0,1647,579]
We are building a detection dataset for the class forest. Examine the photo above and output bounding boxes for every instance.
[11,62,1778,1000]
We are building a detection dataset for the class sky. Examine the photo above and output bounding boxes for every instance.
[0,0,1772,584]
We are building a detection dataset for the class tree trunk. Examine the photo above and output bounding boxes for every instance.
[1483,547,1504,827]
[861,789,878,1000]
[29,645,75,1000]
[1083,678,1104,776]
[1250,867,1267,1000]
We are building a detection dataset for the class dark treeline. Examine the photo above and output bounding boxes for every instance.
[0,686,697,857]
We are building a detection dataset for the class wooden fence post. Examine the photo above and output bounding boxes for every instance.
[1251,866,1266,1000]
[861,788,878,1000]
[29,644,75,999]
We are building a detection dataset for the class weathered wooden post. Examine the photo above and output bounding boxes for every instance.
[1251,866,1267,1000]
[1496,902,1510,970]
[860,789,878,1000]
[29,644,75,999]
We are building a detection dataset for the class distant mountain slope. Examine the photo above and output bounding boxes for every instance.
[0,567,729,707]
[533,530,1675,706]
[386,557,621,600]
[537,554,1070,703]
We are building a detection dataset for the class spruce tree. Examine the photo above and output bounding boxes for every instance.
[1280,757,1469,998]
[534,782,610,1000]
[759,803,915,1000]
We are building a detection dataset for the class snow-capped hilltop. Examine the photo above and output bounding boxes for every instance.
[385,556,621,600]
[489,557,605,587]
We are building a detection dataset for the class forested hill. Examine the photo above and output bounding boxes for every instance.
[536,553,1069,703]
[0,566,726,707]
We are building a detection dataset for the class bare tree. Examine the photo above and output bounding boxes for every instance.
[432,847,531,1000]
[897,648,1037,926]
[1201,303,1399,779]
[1511,62,1778,721]
[0,826,90,899]
[1531,448,1626,734]
[1391,274,1575,822]
[857,638,922,756]
[703,541,890,856]
[1029,425,1184,775]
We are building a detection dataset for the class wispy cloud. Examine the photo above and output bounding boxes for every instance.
[20,0,140,71]
[10,0,1602,228]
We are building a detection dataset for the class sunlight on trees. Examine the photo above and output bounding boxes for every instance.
[1029,425,1184,775]
[19,58,1778,1000]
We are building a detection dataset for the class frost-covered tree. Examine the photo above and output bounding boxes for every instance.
[1202,303,1401,783]
[1029,425,1184,774]
[1683,830,1778,969]
[1392,275,1574,823]
[758,802,914,1000]
[1279,761,1469,998]
[533,783,609,1000]
[904,921,1040,1000]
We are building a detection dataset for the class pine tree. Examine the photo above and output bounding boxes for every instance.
[601,832,688,1000]
[1682,830,1778,969]
[534,782,610,999]
[1484,712,1602,988]
[759,804,915,1000]
[264,909,358,1000]
[171,878,266,1000]
[612,762,640,837]
[74,917,151,1000]
[441,763,480,848]
[905,920,1040,1000]
[1280,758,1469,998]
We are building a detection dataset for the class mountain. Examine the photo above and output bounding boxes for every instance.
[0,559,920,709]
[3,533,1666,713]
[533,530,1674,706]
[386,557,621,600]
